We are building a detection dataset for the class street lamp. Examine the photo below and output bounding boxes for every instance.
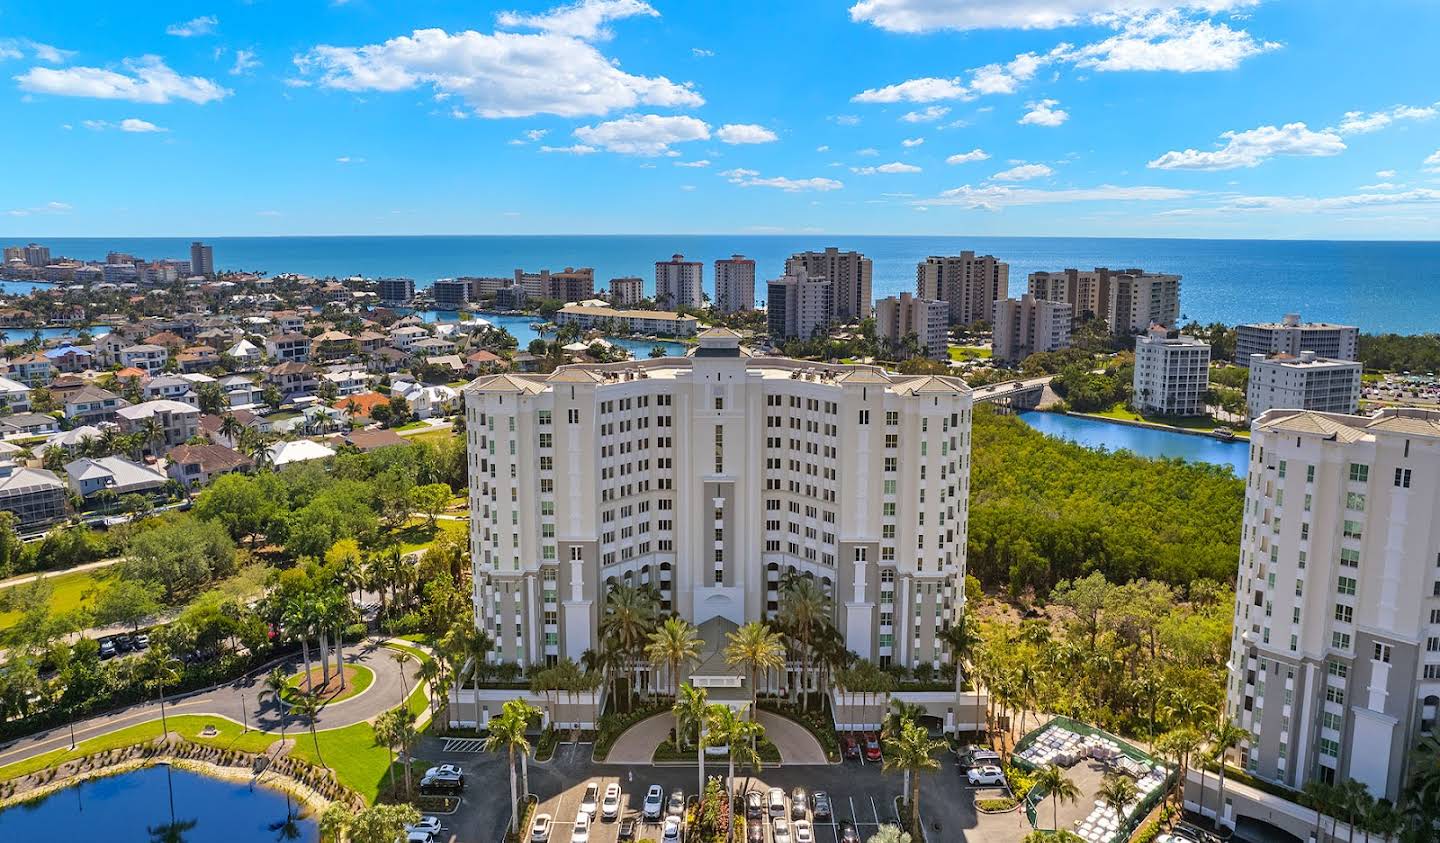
[241,692,248,733]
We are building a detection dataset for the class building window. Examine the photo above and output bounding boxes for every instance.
[1340,548,1360,568]
[1334,604,1352,624]
[1348,463,1369,482]
[1343,520,1363,541]
[1374,642,1392,663]
[1332,632,1351,650]
[1337,576,1356,596]
[1395,468,1412,488]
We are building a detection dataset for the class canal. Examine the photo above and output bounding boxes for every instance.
[1018,411,1249,474]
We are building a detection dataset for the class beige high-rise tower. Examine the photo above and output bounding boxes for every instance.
[786,248,872,321]
[917,253,1008,326]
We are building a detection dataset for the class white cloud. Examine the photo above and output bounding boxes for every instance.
[82,118,169,133]
[833,114,862,126]
[991,163,1053,180]
[495,0,658,41]
[852,161,923,175]
[716,123,778,144]
[1205,188,1440,214]
[16,56,230,104]
[692,47,714,57]
[1425,150,1440,173]
[336,155,366,164]
[719,168,759,178]
[1336,103,1437,135]
[675,159,711,168]
[0,39,73,64]
[968,52,1045,94]
[946,149,991,165]
[856,147,879,157]
[848,0,1257,33]
[727,174,844,192]
[1357,183,1397,191]
[816,145,830,152]
[902,137,925,147]
[679,184,697,191]
[1019,98,1068,126]
[4,200,71,217]
[1059,13,1278,72]
[573,113,709,155]
[853,76,968,104]
[512,128,550,143]
[923,183,1194,210]
[295,28,702,118]
[1376,169,1396,179]
[902,105,950,123]
[230,49,260,76]
[1148,122,1344,170]
[167,15,219,38]
[539,144,598,154]
[852,52,1044,106]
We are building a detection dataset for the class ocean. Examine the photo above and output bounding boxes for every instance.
[16,235,1440,333]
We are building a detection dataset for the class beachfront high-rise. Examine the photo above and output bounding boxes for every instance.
[875,293,949,360]
[1027,267,1115,324]
[655,254,704,311]
[917,252,1008,327]
[1107,271,1181,335]
[1132,325,1210,416]
[713,254,756,314]
[1227,407,1440,801]
[189,241,214,277]
[787,248,872,321]
[609,276,645,307]
[1235,314,1359,366]
[377,277,416,306]
[463,328,972,672]
[992,294,1073,365]
[766,268,834,342]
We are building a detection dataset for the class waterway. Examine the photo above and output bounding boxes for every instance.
[0,765,316,842]
[417,309,690,358]
[1018,411,1249,474]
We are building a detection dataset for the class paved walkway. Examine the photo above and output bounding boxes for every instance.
[606,712,674,764]
[756,710,827,765]
[0,556,124,591]
[0,636,422,772]
[604,710,828,766]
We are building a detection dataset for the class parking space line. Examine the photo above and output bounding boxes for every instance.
[869,796,880,826]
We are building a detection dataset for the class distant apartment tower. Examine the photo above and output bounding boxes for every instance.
[875,293,949,360]
[513,269,548,299]
[609,277,645,307]
[1,247,22,264]
[787,248,872,321]
[431,278,472,310]
[1108,271,1181,335]
[377,277,416,305]
[992,294,1073,365]
[547,267,595,302]
[23,243,51,267]
[189,241,214,277]
[1132,325,1210,416]
[1227,406,1440,801]
[917,253,1008,327]
[714,255,756,314]
[1246,352,1362,418]
[1235,314,1359,366]
[1027,267,1115,323]
[767,269,833,342]
[462,276,511,301]
[655,254,704,310]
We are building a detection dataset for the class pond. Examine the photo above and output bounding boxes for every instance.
[0,764,316,843]
[1,325,112,343]
[1018,411,1249,475]
[410,309,690,358]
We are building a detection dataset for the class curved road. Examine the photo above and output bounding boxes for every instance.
[0,636,428,773]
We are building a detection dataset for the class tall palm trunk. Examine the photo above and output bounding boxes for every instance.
[697,722,706,802]
[520,745,530,798]
[318,628,331,686]
[507,746,519,835]
[910,773,921,838]
[300,636,313,692]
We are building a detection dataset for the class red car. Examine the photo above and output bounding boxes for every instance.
[863,733,882,762]
[841,734,861,760]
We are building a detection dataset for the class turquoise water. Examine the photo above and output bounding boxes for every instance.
[420,309,689,357]
[1,325,111,342]
[0,764,316,842]
[15,235,1440,333]
[1018,411,1249,474]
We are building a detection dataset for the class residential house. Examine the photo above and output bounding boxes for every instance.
[119,344,169,375]
[356,330,386,354]
[265,333,311,364]
[143,331,186,352]
[426,355,466,378]
[218,374,265,409]
[264,362,319,401]
[341,428,409,452]
[0,461,68,529]
[43,344,93,374]
[0,376,32,413]
[63,385,127,424]
[199,409,270,448]
[176,345,220,372]
[367,347,411,374]
[94,331,130,367]
[142,375,199,406]
[0,412,59,438]
[166,443,252,490]
[270,310,305,334]
[225,339,263,369]
[301,404,349,434]
[390,380,458,419]
[7,352,52,387]
[268,439,336,467]
[465,349,507,375]
[65,455,168,499]
[334,392,389,424]
[388,325,430,351]
[39,425,104,458]
[311,330,356,360]
[322,369,368,397]
[116,400,202,452]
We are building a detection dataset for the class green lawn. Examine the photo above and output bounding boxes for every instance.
[1088,403,1248,437]
[0,568,115,636]
[407,428,458,446]
[283,663,375,707]
[948,345,991,361]
[393,519,467,555]
[0,715,277,782]
[393,420,430,432]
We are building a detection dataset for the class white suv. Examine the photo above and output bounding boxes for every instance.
[643,784,665,820]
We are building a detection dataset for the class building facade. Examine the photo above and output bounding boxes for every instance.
[1227,407,1440,801]
[554,304,698,337]
[714,255,756,314]
[875,293,949,359]
[788,248,872,321]
[463,329,972,673]
[1107,271,1181,335]
[1247,353,1363,419]
[655,254,704,310]
[189,241,214,277]
[917,252,1008,327]
[377,277,416,306]
[992,294,1073,365]
[1026,267,1114,323]
[1235,314,1359,366]
[609,277,645,307]
[431,278,472,310]
[766,269,833,342]
[1132,325,1210,416]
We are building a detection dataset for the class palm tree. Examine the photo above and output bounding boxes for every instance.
[484,709,531,837]
[884,698,928,740]
[390,649,413,704]
[138,416,164,457]
[1206,720,1251,824]
[1305,779,1341,843]
[1098,774,1138,822]
[283,596,317,692]
[724,621,786,719]
[219,413,244,444]
[140,648,183,739]
[882,718,946,836]
[1156,727,1204,806]
[778,577,828,710]
[704,703,765,843]
[1033,763,1081,832]
[372,709,401,796]
[290,692,326,768]
[418,658,442,724]
[264,667,290,744]
[646,616,702,703]
[464,628,495,734]
[1338,779,1375,843]
[674,683,713,795]
[1364,799,1403,843]
[503,698,542,800]
[599,584,658,711]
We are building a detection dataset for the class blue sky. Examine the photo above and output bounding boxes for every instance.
[2,0,1438,238]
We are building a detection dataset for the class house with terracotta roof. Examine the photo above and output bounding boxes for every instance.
[341,428,409,452]
[166,443,252,490]
[312,329,357,360]
[465,349,508,375]
[176,345,220,372]
[334,391,389,422]
[264,361,319,399]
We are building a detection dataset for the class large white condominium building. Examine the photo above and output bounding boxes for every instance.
[1133,325,1210,416]
[767,269,834,342]
[917,252,1008,327]
[655,254,704,310]
[1107,271,1181,335]
[1236,314,1359,366]
[787,248,872,321]
[463,328,972,673]
[1247,352,1362,419]
[554,303,699,337]
[1228,407,1440,801]
[875,293,949,360]
[714,255,756,314]
[992,294,1073,365]
[1027,267,1115,323]
[609,277,645,307]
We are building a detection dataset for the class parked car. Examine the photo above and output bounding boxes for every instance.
[838,820,861,842]
[112,634,133,653]
[644,784,665,820]
[133,633,150,650]
[530,813,552,842]
[956,746,1002,769]
[662,817,681,842]
[811,791,832,822]
[407,817,443,837]
[418,773,463,794]
[571,812,590,843]
[98,639,117,659]
[405,831,433,843]
[617,817,636,842]
[794,819,814,843]
[863,733,883,762]
[424,764,464,780]
[772,816,791,843]
[579,782,600,817]
[967,765,1007,786]
[747,822,765,843]
[746,790,764,821]
[602,783,621,820]
[1174,822,1220,843]
[667,788,685,818]
[841,734,861,760]
[768,787,786,817]
[790,787,807,819]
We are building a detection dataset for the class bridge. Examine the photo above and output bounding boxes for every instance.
[969,375,1053,412]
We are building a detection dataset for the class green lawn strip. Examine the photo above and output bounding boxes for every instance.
[282,663,375,707]
[1087,403,1243,435]
[948,345,991,361]
[408,429,457,446]
[0,568,114,633]
[0,715,275,782]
